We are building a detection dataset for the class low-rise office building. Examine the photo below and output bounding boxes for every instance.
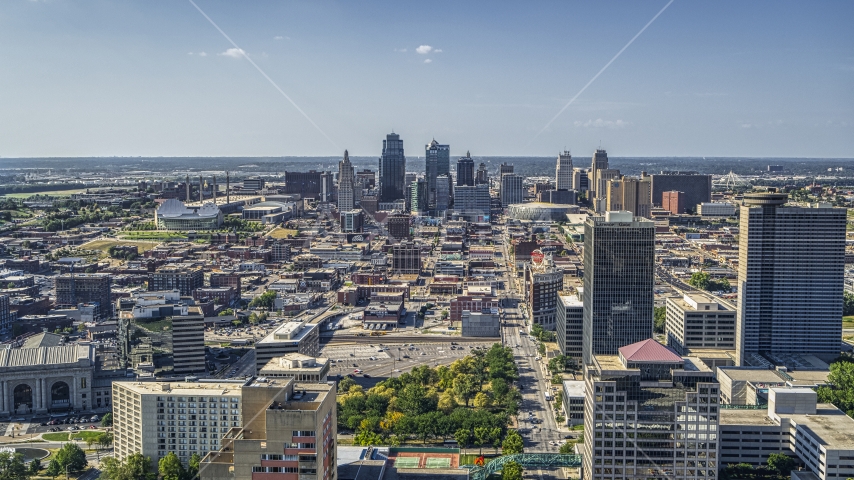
[255,321,320,371]
[720,388,854,480]
[665,293,736,355]
[259,353,330,382]
[460,310,500,337]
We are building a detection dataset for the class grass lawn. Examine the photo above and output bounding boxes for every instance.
[119,231,187,240]
[43,431,105,442]
[81,239,161,254]
[844,316,854,328]
[2,188,86,199]
[136,318,172,332]
[266,227,299,239]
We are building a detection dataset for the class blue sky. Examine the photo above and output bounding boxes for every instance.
[1,0,852,158]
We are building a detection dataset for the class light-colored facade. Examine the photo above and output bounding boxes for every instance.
[112,379,245,468]
[606,175,652,218]
[556,151,573,191]
[0,336,94,415]
[558,292,584,360]
[507,202,578,221]
[736,192,846,365]
[561,380,585,427]
[460,310,500,337]
[582,339,720,480]
[201,379,337,480]
[337,150,356,212]
[155,199,224,231]
[500,173,524,207]
[255,321,320,371]
[720,388,854,480]
[259,353,330,382]
[697,202,737,217]
[665,294,736,355]
[582,212,655,365]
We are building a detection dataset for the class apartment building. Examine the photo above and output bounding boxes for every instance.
[149,265,204,296]
[201,378,336,480]
[112,380,246,468]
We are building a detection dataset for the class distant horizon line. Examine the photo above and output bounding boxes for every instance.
[2,155,853,160]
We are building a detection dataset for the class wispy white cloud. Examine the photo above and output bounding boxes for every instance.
[416,45,440,54]
[218,47,246,58]
[198,51,207,57]
[424,59,432,64]
[274,35,290,41]
[394,48,407,53]
[574,118,631,129]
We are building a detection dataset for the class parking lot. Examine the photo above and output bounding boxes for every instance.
[321,341,496,386]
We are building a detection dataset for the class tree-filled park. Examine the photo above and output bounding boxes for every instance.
[337,343,525,451]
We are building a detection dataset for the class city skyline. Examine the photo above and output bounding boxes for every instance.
[1,1,852,158]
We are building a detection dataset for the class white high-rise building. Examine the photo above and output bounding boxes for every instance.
[556,150,573,190]
[338,150,355,212]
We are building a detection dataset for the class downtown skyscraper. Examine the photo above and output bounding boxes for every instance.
[379,132,406,202]
[735,190,846,365]
[425,139,450,213]
[555,150,573,190]
[456,151,475,187]
[582,211,655,365]
[337,150,355,211]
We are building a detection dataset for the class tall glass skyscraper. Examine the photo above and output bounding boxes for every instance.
[456,151,475,187]
[337,150,355,211]
[736,191,845,365]
[425,139,450,212]
[379,133,406,202]
[582,211,655,365]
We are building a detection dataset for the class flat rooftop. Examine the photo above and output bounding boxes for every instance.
[258,321,317,344]
[562,380,585,398]
[720,408,777,427]
[718,367,788,383]
[560,294,583,308]
[113,380,248,396]
[790,406,854,449]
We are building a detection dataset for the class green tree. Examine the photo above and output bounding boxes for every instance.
[816,358,854,417]
[688,271,711,290]
[100,453,156,480]
[339,376,357,393]
[502,430,524,454]
[654,306,666,334]
[473,426,490,455]
[96,432,114,458]
[0,452,30,480]
[559,442,575,454]
[249,290,277,310]
[845,291,854,316]
[767,453,796,476]
[502,461,523,480]
[453,374,480,406]
[158,453,186,480]
[100,412,113,427]
[187,453,201,480]
[28,459,41,476]
[454,429,471,450]
[46,443,87,476]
